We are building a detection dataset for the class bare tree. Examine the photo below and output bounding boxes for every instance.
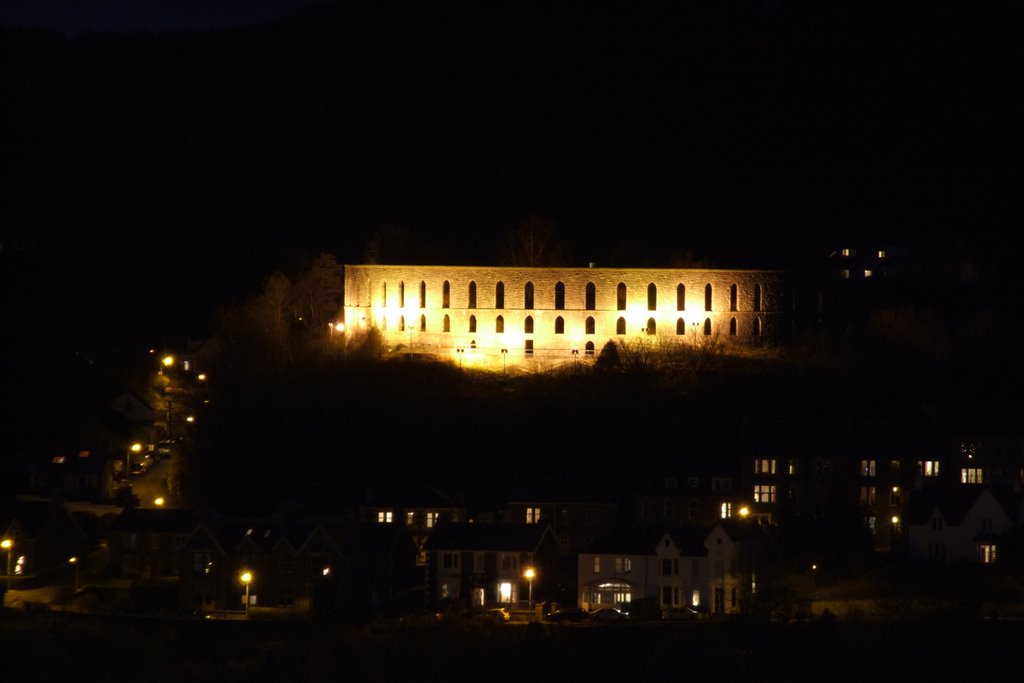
[500,214,569,266]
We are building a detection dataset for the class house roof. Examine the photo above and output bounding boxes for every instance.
[906,484,1021,526]
[0,499,80,539]
[362,482,462,509]
[109,508,198,534]
[509,475,618,505]
[579,524,710,556]
[423,522,554,552]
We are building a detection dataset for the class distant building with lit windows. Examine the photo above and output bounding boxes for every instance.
[343,265,783,370]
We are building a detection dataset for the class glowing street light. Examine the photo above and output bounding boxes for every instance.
[240,570,253,616]
[738,506,750,518]
[154,497,165,507]
[69,556,79,591]
[2,538,12,595]
[523,566,536,613]
[162,355,175,368]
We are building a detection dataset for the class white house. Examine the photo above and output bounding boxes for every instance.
[907,484,1020,564]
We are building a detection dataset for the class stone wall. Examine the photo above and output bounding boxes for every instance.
[344,265,784,369]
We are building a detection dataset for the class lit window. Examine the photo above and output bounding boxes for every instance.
[499,582,512,603]
[841,248,852,257]
[840,269,850,279]
[753,485,776,503]
[980,545,997,564]
[406,511,415,526]
[865,516,876,534]
[877,250,886,259]
[859,486,876,505]
[377,511,393,524]
[426,512,439,528]
[720,502,732,519]
[864,269,873,278]
[692,590,701,607]
[754,459,776,474]
[526,507,541,524]
[961,468,983,484]
[919,461,941,477]
[860,460,876,477]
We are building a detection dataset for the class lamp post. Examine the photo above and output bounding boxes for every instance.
[240,570,252,616]
[69,556,79,591]
[457,348,464,369]
[1,539,12,596]
[523,566,536,615]
[501,348,508,373]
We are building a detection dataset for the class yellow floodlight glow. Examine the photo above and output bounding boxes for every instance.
[154,497,165,507]
[185,416,195,423]
[197,373,207,381]
[240,571,252,584]
[69,556,78,564]
[130,442,142,453]
[891,516,900,525]
[1,539,12,550]
[738,506,750,518]
[523,567,536,580]
[162,355,175,367]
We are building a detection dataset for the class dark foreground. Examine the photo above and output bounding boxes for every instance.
[0,611,1018,682]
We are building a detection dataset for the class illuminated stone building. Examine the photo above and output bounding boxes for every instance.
[343,265,783,370]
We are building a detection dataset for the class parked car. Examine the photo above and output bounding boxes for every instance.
[591,607,628,622]
[479,608,510,623]
[155,440,175,459]
[544,607,589,622]
[662,606,707,621]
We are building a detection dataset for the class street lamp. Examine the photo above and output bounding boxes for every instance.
[126,442,141,480]
[2,539,12,598]
[240,570,253,616]
[501,348,508,373]
[69,556,79,591]
[523,566,536,614]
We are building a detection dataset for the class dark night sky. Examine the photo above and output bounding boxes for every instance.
[1,2,1020,350]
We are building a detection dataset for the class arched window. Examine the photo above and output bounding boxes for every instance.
[555,282,565,310]
[468,281,477,309]
[586,282,596,310]
[729,284,737,312]
[585,316,595,334]
[381,282,387,307]
[399,315,406,332]
[443,314,450,333]
[419,281,426,308]
[704,283,712,311]
[616,317,626,335]
[525,316,534,334]
[399,281,405,307]
[703,318,712,336]
[442,281,450,309]
[753,284,762,312]
[585,341,595,356]
[729,317,737,336]
[469,315,477,333]
[555,316,564,334]
[496,315,504,333]
[648,283,657,311]
[470,339,476,349]
[753,317,762,337]
[420,314,427,331]
[676,318,686,335]
[646,318,656,335]
[676,284,685,311]
[617,283,627,310]
[495,281,504,309]
[524,282,534,310]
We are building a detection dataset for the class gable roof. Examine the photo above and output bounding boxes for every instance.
[907,484,1021,526]
[423,522,555,552]
[109,508,198,535]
